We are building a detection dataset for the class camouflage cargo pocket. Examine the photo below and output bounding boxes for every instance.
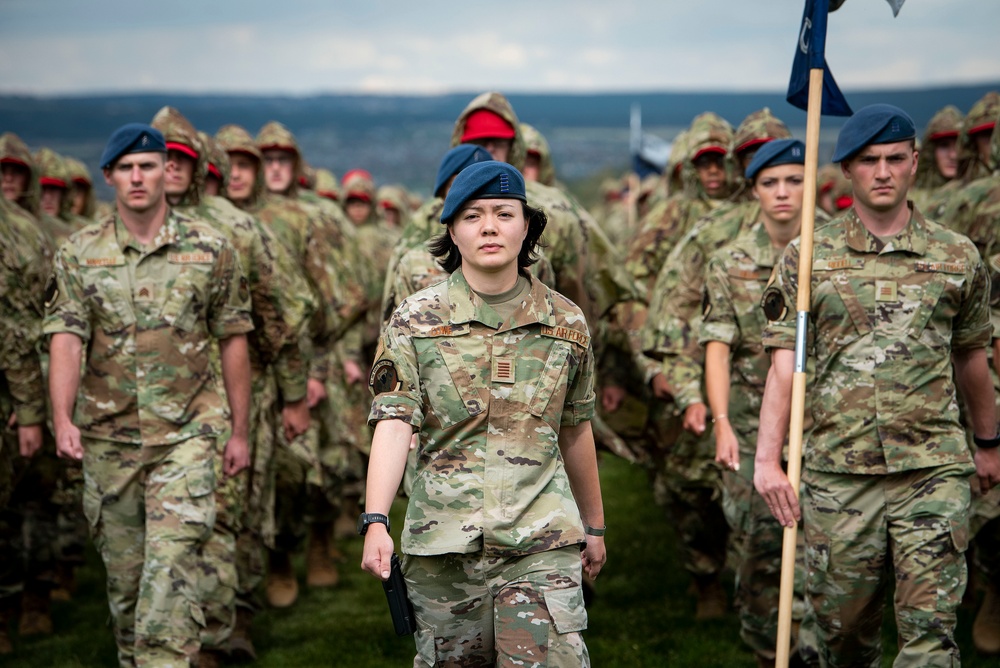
[543,585,588,634]
[82,484,102,530]
[184,458,217,533]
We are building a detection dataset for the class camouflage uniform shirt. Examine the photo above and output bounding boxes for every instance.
[699,222,778,455]
[369,270,595,558]
[43,212,253,445]
[762,206,990,474]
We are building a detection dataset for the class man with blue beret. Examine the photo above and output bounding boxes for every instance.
[45,122,254,666]
[755,103,1000,666]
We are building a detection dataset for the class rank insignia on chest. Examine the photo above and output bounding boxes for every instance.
[492,357,515,383]
[875,280,898,302]
[136,285,155,301]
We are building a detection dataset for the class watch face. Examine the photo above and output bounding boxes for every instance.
[357,513,368,536]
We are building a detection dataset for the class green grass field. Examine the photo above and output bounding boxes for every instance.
[3,455,995,667]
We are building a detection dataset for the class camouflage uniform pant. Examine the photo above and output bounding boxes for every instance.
[970,483,1000,583]
[201,369,278,651]
[83,435,217,668]
[403,546,589,668]
[722,451,817,664]
[0,445,60,604]
[647,403,728,579]
[801,464,970,668]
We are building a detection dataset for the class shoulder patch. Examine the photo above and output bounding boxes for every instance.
[369,359,402,395]
[540,324,590,348]
[761,286,788,322]
[44,275,58,309]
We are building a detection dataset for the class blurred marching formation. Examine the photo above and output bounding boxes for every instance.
[1,85,1000,666]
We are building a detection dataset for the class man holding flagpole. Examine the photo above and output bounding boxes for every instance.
[755,103,1000,666]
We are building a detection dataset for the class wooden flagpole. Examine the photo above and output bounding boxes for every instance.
[775,66,823,668]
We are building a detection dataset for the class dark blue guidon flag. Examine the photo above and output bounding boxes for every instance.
[786,0,852,117]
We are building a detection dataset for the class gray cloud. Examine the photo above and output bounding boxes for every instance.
[0,0,997,94]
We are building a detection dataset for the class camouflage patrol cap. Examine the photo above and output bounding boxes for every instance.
[520,122,556,186]
[440,161,527,225]
[687,112,733,161]
[256,121,301,155]
[150,107,207,204]
[923,105,963,142]
[34,147,70,189]
[298,163,316,190]
[378,185,408,213]
[342,169,375,202]
[832,104,915,163]
[450,92,528,171]
[965,91,1000,137]
[198,131,230,189]
[732,108,792,157]
[314,168,341,201]
[64,156,92,187]
[434,144,492,197]
[216,124,262,161]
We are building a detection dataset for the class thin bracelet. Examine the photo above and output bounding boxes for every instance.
[711,415,728,424]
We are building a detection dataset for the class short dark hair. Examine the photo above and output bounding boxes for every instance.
[429,202,547,274]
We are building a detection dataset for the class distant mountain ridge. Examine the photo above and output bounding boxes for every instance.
[2,83,996,195]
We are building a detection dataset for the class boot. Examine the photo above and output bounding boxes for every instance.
[306,523,339,588]
[50,562,77,602]
[265,550,298,608]
[227,607,258,662]
[973,579,1000,655]
[693,574,727,620]
[18,587,53,636]
[197,648,225,668]
[0,598,14,654]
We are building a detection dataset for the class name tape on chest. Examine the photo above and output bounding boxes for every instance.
[914,261,966,274]
[727,267,770,281]
[417,323,470,338]
[540,325,590,348]
[813,258,864,272]
[84,256,125,267]
[168,252,214,264]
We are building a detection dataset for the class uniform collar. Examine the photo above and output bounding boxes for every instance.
[742,221,781,268]
[113,209,181,254]
[446,268,557,331]
[844,201,927,256]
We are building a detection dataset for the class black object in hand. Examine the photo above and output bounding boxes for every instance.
[383,553,416,636]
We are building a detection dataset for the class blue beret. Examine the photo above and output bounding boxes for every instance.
[832,104,916,163]
[745,139,806,181]
[100,123,167,169]
[440,161,526,225]
[434,144,493,197]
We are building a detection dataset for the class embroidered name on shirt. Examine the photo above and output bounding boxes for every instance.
[85,257,125,267]
[727,268,768,280]
[814,258,863,271]
[428,325,453,337]
[915,261,965,274]
[541,325,590,348]
[168,252,214,264]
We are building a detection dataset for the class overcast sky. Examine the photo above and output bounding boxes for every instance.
[1,0,998,96]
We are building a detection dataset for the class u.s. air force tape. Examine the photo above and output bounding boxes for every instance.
[761,286,788,322]
[369,359,402,394]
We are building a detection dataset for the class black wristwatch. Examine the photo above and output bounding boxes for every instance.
[357,512,390,536]
[974,433,1000,450]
